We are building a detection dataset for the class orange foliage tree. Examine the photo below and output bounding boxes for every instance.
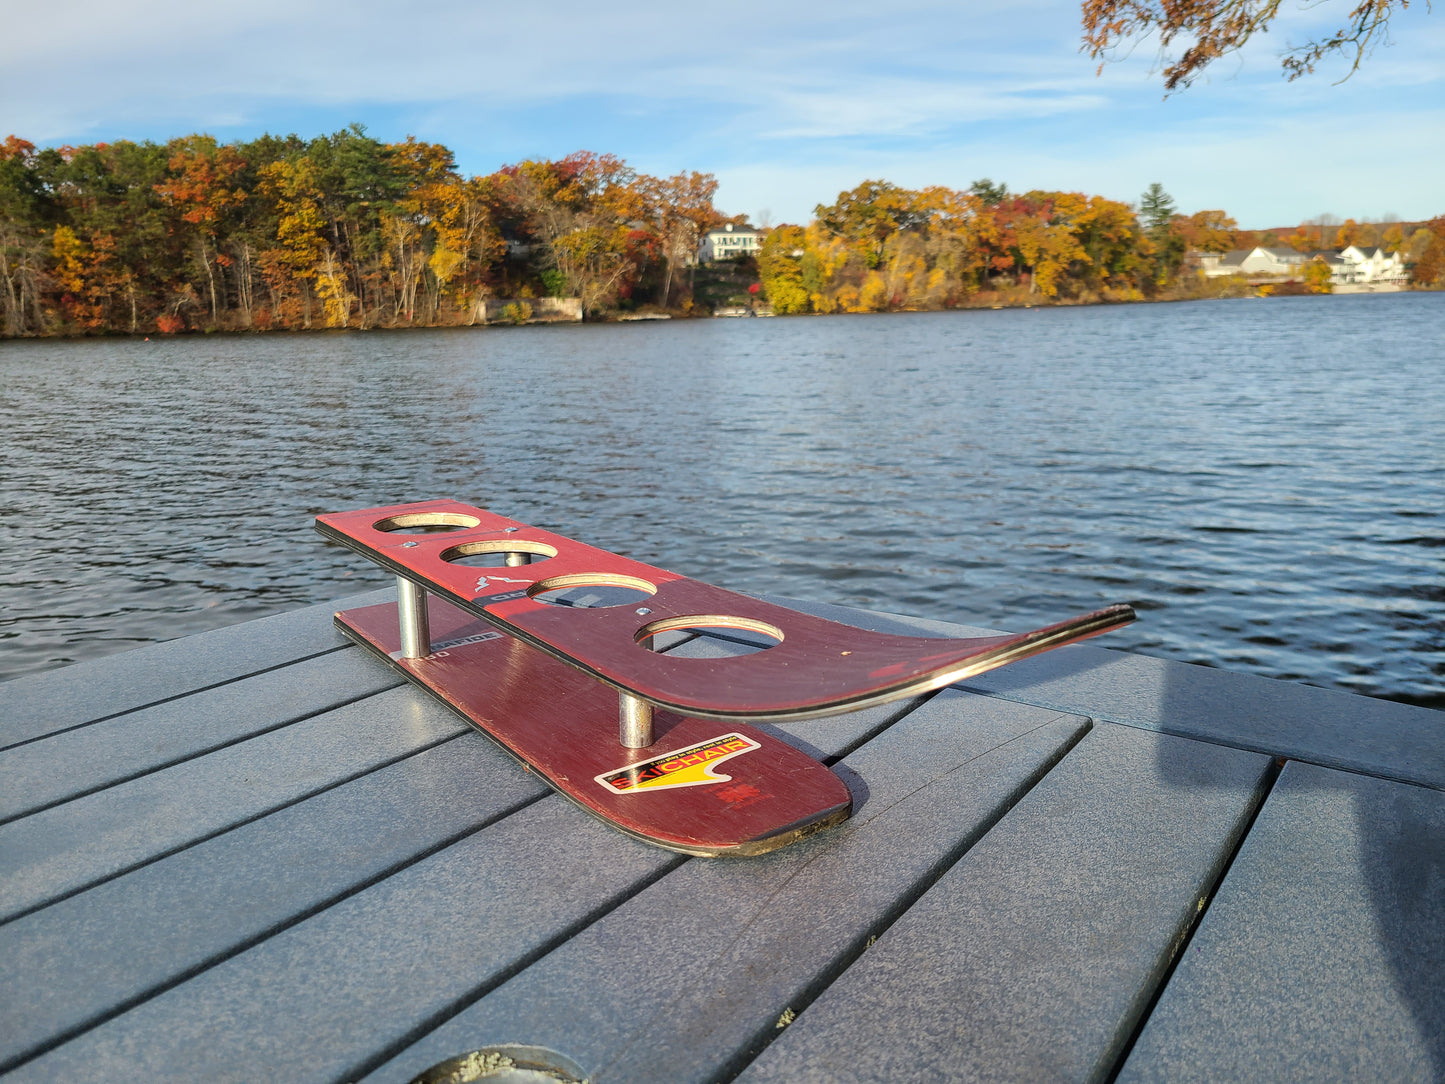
[1410,217,1444,285]
[1173,210,1239,253]
[154,136,247,322]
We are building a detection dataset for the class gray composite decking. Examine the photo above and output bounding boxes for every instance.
[1,589,1441,1083]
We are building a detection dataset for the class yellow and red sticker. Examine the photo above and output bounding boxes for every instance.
[595,733,760,794]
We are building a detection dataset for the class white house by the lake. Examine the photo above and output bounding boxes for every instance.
[700,223,761,262]
[1336,245,1408,283]
[1197,245,1406,285]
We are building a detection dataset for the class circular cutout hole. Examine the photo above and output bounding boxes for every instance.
[374,512,482,534]
[441,540,559,568]
[410,1043,588,1083]
[635,615,784,655]
[528,573,657,609]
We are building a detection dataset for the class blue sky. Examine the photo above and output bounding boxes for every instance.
[3,0,1441,228]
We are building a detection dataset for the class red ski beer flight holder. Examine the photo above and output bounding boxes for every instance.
[317,500,1134,855]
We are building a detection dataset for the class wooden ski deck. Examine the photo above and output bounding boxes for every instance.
[2,588,1442,1082]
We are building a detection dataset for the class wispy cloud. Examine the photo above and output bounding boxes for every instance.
[2,0,1440,224]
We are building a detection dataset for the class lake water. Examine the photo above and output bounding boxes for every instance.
[2,293,1441,708]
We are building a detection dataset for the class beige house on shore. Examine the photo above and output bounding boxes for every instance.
[700,222,761,262]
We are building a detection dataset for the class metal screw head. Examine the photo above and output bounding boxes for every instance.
[504,527,519,533]
[402,541,419,548]
[636,607,652,615]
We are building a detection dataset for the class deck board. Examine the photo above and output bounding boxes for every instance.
[1,590,1441,1083]
[1117,761,1445,1083]
[0,650,401,822]
[0,683,464,921]
[736,724,1271,1083]
[0,734,546,1072]
[5,796,685,1083]
[0,588,394,750]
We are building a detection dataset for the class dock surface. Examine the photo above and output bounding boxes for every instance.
[2,589,1442,1082]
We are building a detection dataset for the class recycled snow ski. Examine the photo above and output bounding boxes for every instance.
[317,499,1134,855]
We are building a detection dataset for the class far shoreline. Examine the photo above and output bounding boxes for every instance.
[5,283,1434,343]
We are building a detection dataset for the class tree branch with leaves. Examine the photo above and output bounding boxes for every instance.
[1082,0,1426,90]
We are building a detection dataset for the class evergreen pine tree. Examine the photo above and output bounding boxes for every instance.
[1140,183,1176,237]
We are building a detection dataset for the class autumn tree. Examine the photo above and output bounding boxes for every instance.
[1287,223,1316,252]
[922,187,995,303]
[305,126,412,324]
[384,137,502,323]
[1333,218,1368,248]
[504,152,646,314]
[548,224,634,313]
[0,136,52,335]
[1073,195,1148,293]
[1174,210,1238,253]
[979,193,1087,296]
[155,136,247,324]
[256,155,328,326]
[1304,257,1334,293]
[1083,0,1426,91]
[40,141,173,332]
[796,222,853,312]
[1402,226,1434,264]
[640,170,722,308]
[815,181,930,269]
[1409,217,1444,285]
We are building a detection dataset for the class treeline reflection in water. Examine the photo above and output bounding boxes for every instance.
[2,293,1441,709]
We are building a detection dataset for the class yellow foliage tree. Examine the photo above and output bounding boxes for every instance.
[1010,193,1089,297]
[858,273,889,311]
[315,248,355,327]
[49,225,121,328]
[1073,195,1146,293]
[922,187,993,303]
[50,225,86,297]
[814,181,930,269]
[1304,258,1334,293]
[801,225,852,312]
[256,158,330,326]
[756,225,810,314]
[388,140,502,314]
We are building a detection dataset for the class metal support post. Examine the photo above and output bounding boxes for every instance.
[619,691,654,748]
[396,575,431,659]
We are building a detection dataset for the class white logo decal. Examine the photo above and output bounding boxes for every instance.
[474,575,530,592]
